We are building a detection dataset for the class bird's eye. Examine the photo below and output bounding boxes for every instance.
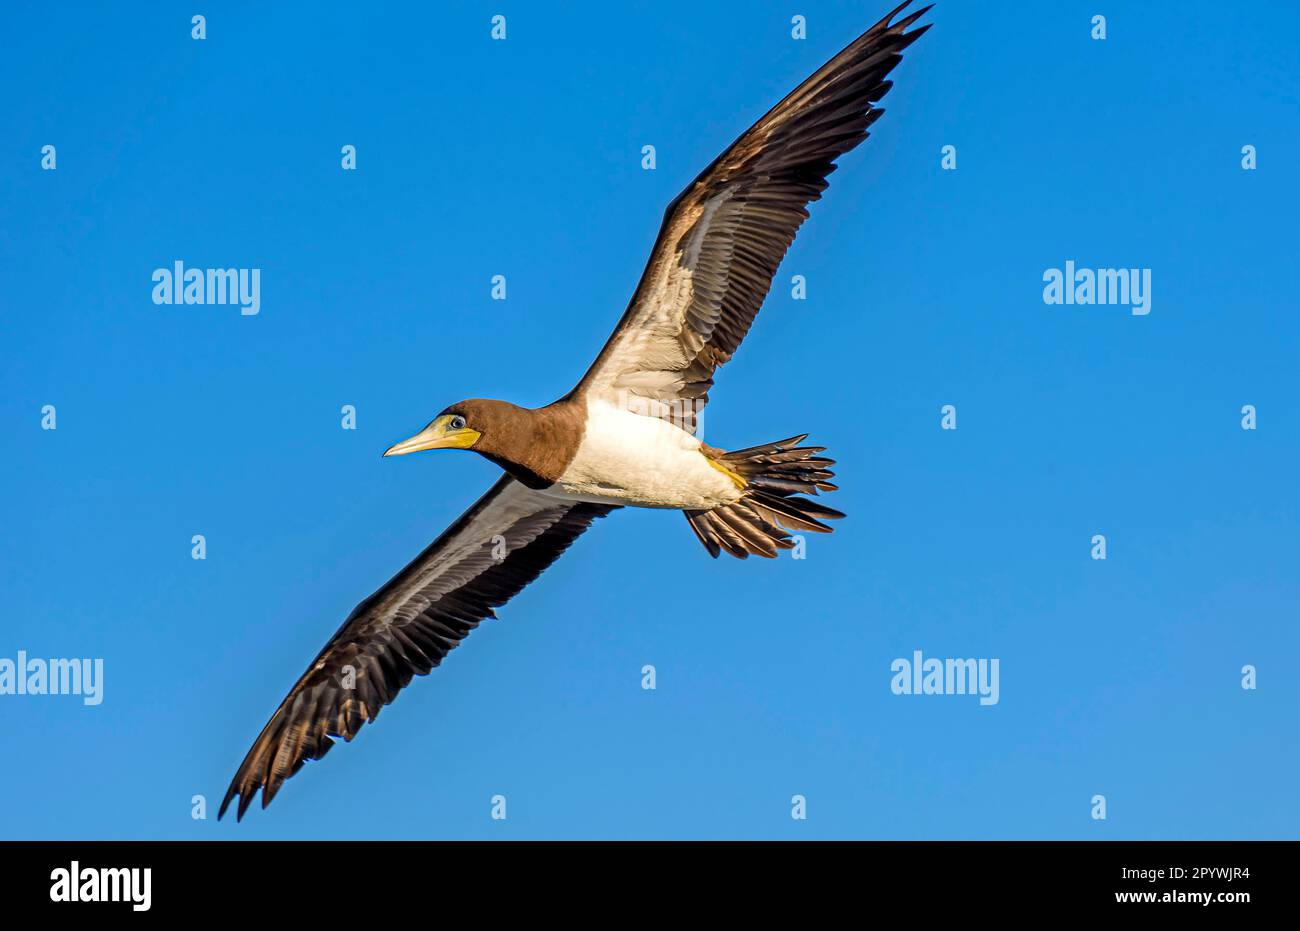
[449,415,467,430]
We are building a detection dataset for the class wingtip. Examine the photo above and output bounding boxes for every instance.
[877,0,931,34]
[217,786,236,822]
[262,776,285,811]
[219,767,259,822]
[886,2,935,38]
[883,0,913,21]
[906,21,934,41]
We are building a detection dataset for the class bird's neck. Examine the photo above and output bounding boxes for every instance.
[475,399,586,490]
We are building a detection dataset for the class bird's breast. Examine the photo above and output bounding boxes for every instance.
[543,403,741,510]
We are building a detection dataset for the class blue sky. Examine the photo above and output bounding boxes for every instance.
[1,1,1297,839]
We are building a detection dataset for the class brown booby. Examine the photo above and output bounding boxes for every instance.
[220,2,931,820]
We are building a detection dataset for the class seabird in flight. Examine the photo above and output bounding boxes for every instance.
[220,1,931,820]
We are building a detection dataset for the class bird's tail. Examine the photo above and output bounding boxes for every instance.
[685,435,844,558]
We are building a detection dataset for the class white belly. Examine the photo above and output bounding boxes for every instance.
[543,403,743,510]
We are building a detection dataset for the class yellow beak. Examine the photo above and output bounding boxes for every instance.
[383,415,481,457]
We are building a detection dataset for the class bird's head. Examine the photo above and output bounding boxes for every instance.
[382,399,517,458]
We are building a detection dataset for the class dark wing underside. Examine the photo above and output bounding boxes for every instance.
[572,1,931,434]
[219,476,616,820]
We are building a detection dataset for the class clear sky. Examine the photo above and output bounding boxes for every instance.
[1,1,1296,840]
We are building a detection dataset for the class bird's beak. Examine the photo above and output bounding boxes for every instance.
[383,415,481,457]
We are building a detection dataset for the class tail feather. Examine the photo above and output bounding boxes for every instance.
[715,503,788,558]
[686,435,844,559]
[747,493,836,534]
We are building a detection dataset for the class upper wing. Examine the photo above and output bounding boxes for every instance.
[572,2,931,434]
[219,476,617,820]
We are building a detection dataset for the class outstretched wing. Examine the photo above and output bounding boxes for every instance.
[220,476,617,820]
[573,2,931,434]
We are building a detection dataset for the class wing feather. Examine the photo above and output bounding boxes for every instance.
[573,2,931,433]
[219,476,617,820]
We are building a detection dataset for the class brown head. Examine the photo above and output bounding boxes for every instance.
[383,398,584,489]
